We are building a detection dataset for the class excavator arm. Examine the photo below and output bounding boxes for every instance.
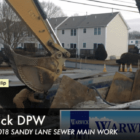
[6,0,70,57]
[5,0,70,94]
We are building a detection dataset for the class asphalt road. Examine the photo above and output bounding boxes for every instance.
[65,61,138,73]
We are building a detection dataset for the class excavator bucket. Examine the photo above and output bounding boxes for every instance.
[4,45,65,94]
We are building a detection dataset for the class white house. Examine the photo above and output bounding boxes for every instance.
[51,12,130,59]
[0,28,43,51]
[0,12,129,60]
[16,34,42,50]
[0,17,68,51]
[129,39,140,49]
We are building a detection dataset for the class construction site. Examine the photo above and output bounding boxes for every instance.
[0,0,140,139]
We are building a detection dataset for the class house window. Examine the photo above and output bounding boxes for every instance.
[62,30,65,34]
[71,29,73,36]
[131,41,133,43]
[62,43,65,47]
[74,44,76,48]
[74,29,76,36]
[83,28,86,33]
[39,44,43,49]
[98,28,101,35]
[71,29,76,36]
[94,28,97,35]
[136,41,138,44]
[83,43,86,48]
[70,43,76,49]
[70,43,73,49]
[94,28,101,35]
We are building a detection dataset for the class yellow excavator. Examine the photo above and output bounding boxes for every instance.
[4,0,70,108]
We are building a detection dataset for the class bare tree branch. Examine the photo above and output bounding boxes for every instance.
[0,0,29,49]
[40,1,66,19]
[129,31,140,40]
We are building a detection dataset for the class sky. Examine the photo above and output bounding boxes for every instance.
[39,0,140,20]
[1,0,139,31]
[39,0,140,31]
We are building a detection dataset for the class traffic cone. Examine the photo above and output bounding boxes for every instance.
[119,64,123,72]
[124,64,127,72]
[103,64,107,72]
[129,64,132,72]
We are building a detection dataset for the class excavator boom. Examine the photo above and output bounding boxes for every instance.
[6,0,70,57]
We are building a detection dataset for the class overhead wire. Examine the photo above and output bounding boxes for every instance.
[60,0,139,13]
[87,0,137,8]
[110,0,136,4]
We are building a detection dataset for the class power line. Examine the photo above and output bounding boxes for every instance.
[103,0,136,4]
[60,0,139,13]
[87,0,137,8]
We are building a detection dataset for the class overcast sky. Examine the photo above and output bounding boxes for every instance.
[1,0,139,31]
[39,0,140,31]
[39,0,139,19]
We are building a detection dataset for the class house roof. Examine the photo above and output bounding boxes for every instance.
[78,12,119,28]
[48,17,67,29]
[56,12,123,30]
[57,16,87,30]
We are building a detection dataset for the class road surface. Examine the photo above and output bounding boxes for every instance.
[65,61,138,73]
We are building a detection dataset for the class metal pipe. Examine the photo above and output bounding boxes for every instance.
[91,86,115,106]
[45,19,62,47]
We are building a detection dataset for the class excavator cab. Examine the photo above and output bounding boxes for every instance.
[5,0,70,95]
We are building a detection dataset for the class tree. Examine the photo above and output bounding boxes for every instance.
[95,44,107,60]
[129,31,140,39]
[129,46,139,54]
[0,1,29,49]
[118,53,140,65]
[40,1,66,19]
